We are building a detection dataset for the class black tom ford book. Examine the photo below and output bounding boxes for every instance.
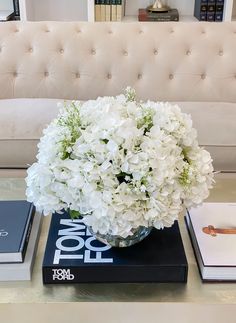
[42,212,188,284]
[0,201,35,263]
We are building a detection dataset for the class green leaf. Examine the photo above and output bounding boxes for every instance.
[101,139,109,144]
[69,209,81,220]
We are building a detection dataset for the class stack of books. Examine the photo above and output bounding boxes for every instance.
[194,0,224,21]
[138,8,179,22]
[0,201,42,281]
[95,0,124,21]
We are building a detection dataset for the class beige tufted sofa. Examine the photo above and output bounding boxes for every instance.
[0,21,236,174]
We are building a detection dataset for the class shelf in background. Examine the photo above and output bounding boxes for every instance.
[16,0,236,22]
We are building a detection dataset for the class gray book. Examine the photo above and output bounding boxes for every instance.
[0,214,42,281]
[0,201,35,263]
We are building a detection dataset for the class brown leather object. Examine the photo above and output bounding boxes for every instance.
[202,225,236,237]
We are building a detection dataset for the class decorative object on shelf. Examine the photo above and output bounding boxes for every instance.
[147,0,170,13]
[26,88,214,247]
[140,0,179,22]
[138,8,179,21]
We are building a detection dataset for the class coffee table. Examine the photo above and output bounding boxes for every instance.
[0,173,236,322]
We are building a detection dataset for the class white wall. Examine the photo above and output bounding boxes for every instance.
[0,0,14,11]
[32,0,88,21]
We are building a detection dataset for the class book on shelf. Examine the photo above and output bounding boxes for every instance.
[116,0,124,21]
[111,0,117,21]
[105,0,111,21]
[100,0,106,21]
[215,0,224,21]
[0,10,15,21]
[42,212,188,284]
[194,0,208,21]
[0,200,35,263]
[13,0,20,20]
[207,0,216,12]
[207,0,215,21]
[194,0,224,21]
[138,8,179,22]
[0,214,43,281]
[186,202,236,281]
[95,0,101,21]
[207,12,215,21]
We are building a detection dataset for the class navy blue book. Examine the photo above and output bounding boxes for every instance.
[194,0,208,21]
[0,201,35,263]
[42,212,188,284]
[207,12,215,21]
[215,0,224,21]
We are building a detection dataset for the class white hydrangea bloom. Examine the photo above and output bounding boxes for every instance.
[26,89,214,238]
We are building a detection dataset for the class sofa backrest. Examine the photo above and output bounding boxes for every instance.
[0,21,236,102]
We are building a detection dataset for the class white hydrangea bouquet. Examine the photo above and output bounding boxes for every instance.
[26,88,214,246]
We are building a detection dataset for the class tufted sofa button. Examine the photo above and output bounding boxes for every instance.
[13,71,18,77]
[75,72,80,79]
[139,30,143,34]
[60,48,64,54]
[123,50,128,56]
[107,73,112,79]
[91,49,96,55]
[170,29,174,33]
[14,28,19,33]
[154,49,158,55]
[169,74,174,80]
[201,74,206,80]
[108,30,113,34]
[28,47,33,53]
[219,50,223,56]
[138,73,142,80]
[44,71,49,77]
[201,30,206,34]
[186,50,191,56]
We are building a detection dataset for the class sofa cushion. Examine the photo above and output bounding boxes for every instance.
[0,99,235,171]
[0,98,61,168]
[176,101,236,172]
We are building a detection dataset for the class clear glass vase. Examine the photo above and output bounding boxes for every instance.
[87,226,152,248]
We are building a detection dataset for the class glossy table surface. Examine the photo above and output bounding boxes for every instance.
[0,173,236,305]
